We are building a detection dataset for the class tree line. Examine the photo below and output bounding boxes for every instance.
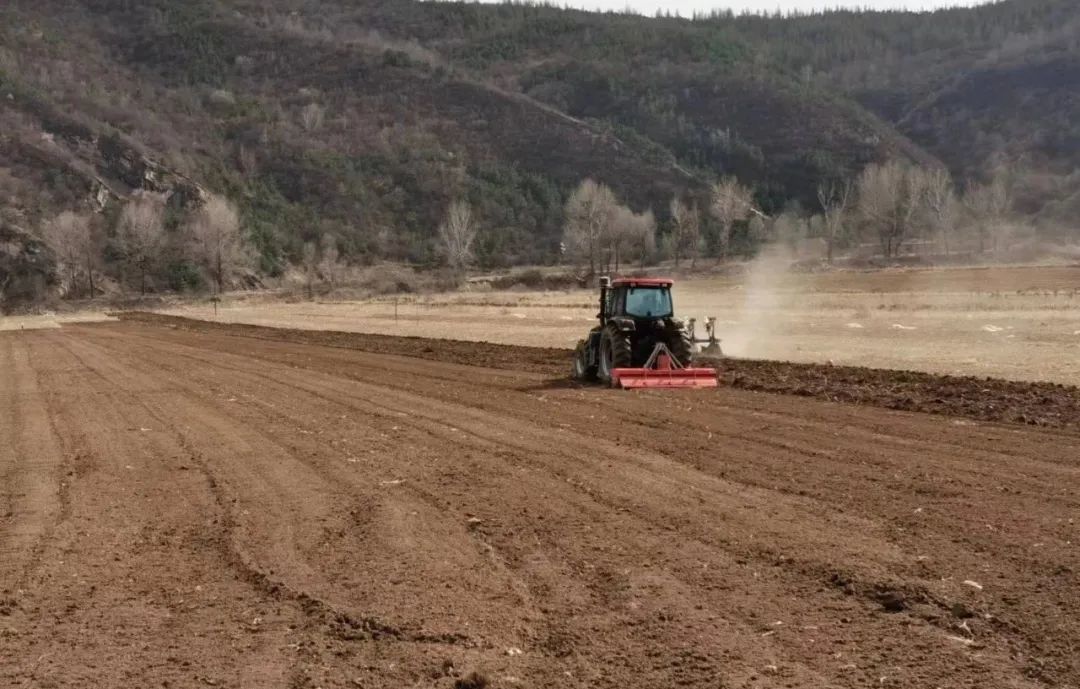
[41,192,256,298]
[39,191,485,299]
[559,160,1018,273]
[37,159,1021,300]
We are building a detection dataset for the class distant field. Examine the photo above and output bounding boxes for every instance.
[0,311,115,331]
[160,264,1080,386]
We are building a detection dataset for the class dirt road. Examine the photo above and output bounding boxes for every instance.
[2,322,1078,688]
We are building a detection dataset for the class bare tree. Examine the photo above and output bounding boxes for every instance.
[300,103,325,132]
[856,161,930,259]
[320,233,340,287]
[301,241,318,299]
[42,211,101,297]
[710,177,754,260]
[668,198,701,269]
[187,195,251,295]
[563,179,617,275]
[632,209,657,269]
[923,169,958,256]
[603,206,633,273]
[437,200,478,275]
[963,176,1011,253]
[817,180,853,263]
[117,192,167,295]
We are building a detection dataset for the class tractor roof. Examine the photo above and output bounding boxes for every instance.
[611,277,673,288]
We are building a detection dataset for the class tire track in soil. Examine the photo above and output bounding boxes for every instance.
[60,328,611,687]
[49,327,497,688]
[69,326,1071,689]
[13,332,308,689]
[50,330,514,688]
[0,334,65,593]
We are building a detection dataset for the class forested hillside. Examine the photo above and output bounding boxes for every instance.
[1,0,1077,309]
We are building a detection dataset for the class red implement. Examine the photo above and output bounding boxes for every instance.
[612,367,719,389]
[610,343,718,389]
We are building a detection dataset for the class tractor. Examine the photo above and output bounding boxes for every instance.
[573,277,719,389]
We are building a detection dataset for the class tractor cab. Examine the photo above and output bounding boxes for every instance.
[600,278,674,324]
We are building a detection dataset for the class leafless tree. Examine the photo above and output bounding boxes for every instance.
[923,169,958,255]
[856,161,930,259]
[42,211,101,298]
[187,195,251,294]
[710,177,754,260]
[437,199,478,275]
[563,179,617,275]
[300,103,325,132]
[668,198,701,269]
[817,180,853,263]
[301,241,318,299]
[631,209,657,269]
[603,206,634,273]
[117,192,167,295]
[320,233,340,287]
[963,176,1011,253]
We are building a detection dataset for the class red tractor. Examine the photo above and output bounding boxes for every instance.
[573,277,719,389]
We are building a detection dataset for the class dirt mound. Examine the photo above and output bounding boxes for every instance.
[116,312,1080,430]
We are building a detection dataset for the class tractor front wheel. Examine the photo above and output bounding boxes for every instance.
[598,324,633,385]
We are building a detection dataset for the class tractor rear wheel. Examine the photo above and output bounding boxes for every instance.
[572,341,598,381]
[598,324,633,384]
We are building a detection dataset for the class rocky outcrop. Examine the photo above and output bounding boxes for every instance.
[0,219,54,313]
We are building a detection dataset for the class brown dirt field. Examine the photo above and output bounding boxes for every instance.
[123,313,1080,430]
[3,319,1080,688]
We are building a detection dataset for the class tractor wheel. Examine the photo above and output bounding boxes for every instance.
[667,324,695,368]
[572,341,598,382]
[598,324,633,385]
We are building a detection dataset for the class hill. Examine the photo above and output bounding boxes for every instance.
[1,0,1078,308]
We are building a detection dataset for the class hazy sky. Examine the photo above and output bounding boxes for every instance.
[471,0,988,14]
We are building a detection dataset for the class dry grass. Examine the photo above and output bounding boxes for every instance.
[0,311,115,331]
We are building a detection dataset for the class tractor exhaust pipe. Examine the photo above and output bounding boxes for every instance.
[598,276,611,326]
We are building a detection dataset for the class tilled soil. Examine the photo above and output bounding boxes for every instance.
[2,320,1079,688]
[122,312,1080,430]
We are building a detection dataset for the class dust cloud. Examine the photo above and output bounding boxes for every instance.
[716,245,797,359]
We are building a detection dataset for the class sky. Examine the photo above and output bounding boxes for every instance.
[470,0,988,15]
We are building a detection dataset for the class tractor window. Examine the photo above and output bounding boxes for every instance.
[625,287,672,318]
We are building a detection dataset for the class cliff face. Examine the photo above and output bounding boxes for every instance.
[0,219,53,312]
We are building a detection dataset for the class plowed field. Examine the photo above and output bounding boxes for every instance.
[3,319,1079,688]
